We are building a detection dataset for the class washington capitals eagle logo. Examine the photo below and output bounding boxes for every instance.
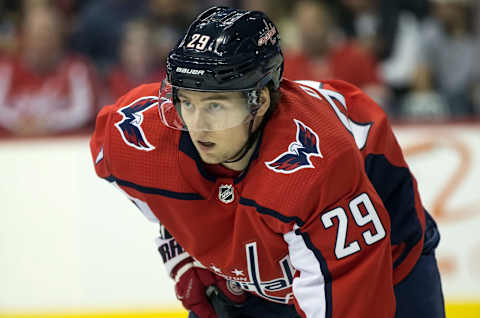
[115,96,158,151]
[265,119,323,174]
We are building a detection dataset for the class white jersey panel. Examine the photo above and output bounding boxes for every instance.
[113,182,159,223]
[284,225,327,318]
[295,80,372,150]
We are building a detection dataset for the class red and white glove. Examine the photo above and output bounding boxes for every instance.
[172,258,240,318]
[172,257,247,318]
[156,226,246,317]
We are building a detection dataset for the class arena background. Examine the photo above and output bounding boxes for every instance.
[1,0,479,317]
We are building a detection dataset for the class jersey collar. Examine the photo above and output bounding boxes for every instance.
[178,131,263,185]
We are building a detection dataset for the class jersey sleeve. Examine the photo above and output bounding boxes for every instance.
[89,83,155,179]
[155,223,192,278]
[89,85,193,281]
[90,103,115,179]
[283,147,395,318]
[321,79,427,284]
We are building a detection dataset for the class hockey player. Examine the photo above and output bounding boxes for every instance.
[90,6,445,318]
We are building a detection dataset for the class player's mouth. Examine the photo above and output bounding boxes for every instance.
[196,140,216,151]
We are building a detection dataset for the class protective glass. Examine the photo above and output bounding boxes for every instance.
[158,78,253,132]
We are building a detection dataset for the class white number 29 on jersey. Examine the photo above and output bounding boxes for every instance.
[321,193,386,259]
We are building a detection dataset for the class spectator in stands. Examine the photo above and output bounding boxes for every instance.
[404,0,479,119]
[106,19,166,101]
[474,1,480,116]
[70,0,148,73]
[333,0,429,117]
[145,0,198,70]
[147,0,197,35]
[71,0,196,74]
[400,60,450,120]
[283,0,386,105]
[0,2,18,57]
[105,0,198,101]
[0,4,99,136]
[334,0,429,61]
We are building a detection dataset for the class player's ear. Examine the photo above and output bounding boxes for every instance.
[256,86,270,117]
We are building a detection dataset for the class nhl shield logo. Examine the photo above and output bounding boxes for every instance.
[226,280,245,296]
[218,184,235,204]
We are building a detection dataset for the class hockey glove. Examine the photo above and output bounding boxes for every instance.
[156,225,246,318]
[173,258,247,318]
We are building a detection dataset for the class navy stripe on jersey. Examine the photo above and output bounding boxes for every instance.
[423,211,440,254]
[179,131,216,182]
[234,131,264,184]
[239,197,305,226]
[296,229,333,318]
[104,175,204,200]
[178,128,265,184]
[364,154,423,268]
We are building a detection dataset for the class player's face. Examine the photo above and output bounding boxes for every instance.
[177,89,252,164]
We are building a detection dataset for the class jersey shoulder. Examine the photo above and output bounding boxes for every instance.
[108,82,160,113]
[263,79,360,170]
[90,82,180,183]
[246,80,367,231]
[319,79,389,125]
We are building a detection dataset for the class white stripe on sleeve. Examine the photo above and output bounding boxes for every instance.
[113,182,159,223]
[284,225,327,318]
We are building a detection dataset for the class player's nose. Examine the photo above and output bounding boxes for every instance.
[188,111,212,132]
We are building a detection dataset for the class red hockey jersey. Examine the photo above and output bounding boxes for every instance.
[90,79,426,318]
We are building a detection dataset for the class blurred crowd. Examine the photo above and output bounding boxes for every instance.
[0,0,479,137]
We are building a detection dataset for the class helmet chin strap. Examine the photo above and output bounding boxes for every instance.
[223,87,271,164]
[222,119,258,164]
[223,106,272,164]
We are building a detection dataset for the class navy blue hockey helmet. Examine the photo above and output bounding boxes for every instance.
[166,6,284,92]
[159,6,283,163]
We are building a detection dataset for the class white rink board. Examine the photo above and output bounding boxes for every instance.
[0,124,479,311]
[0,137,179,311]
[394,124,480,301]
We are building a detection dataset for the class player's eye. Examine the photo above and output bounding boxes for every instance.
[208,103,223,112]
[181,100,193,110]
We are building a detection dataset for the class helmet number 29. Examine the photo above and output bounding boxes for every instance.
[187,33,211,50]
[321,193,386,259]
